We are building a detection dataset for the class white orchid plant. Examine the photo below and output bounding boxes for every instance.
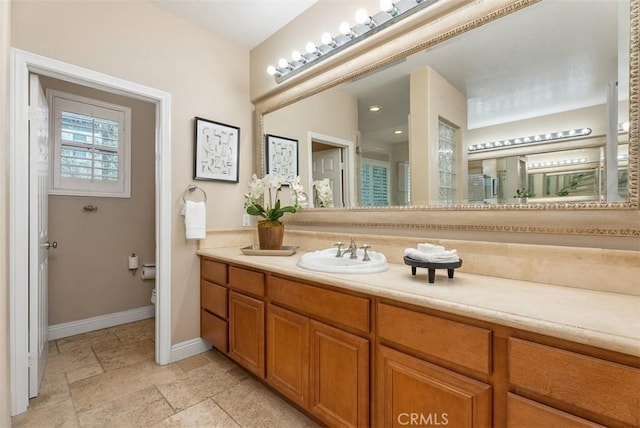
[244,174,306,223]
[312,178,334,208]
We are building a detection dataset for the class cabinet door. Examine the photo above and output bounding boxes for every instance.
[377,345,491,428]
[310,320,369,428]
[228,291,265,377]
[266,305,310,408]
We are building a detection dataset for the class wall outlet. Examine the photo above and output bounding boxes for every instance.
[242,213,251,227]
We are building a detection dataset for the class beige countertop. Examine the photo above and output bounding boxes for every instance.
[197,247,640,357]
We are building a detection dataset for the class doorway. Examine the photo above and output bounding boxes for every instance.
[307,132,356,208]
[9,49,172,416]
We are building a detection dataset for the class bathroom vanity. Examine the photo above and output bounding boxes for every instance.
[197,246,639,428]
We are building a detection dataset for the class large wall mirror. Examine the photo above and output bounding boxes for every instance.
[261,0,637,212]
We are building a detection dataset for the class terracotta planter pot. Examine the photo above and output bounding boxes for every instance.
[257,220,284,250]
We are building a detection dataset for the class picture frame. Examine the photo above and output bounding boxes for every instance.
[193,117,240,182]
[265,134,298,182]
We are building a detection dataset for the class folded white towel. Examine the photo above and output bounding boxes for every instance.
[417,243,445,254]
[404,248,459,263]
[182,200,206,240]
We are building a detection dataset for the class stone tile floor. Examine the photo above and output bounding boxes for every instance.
[11,318,319,427]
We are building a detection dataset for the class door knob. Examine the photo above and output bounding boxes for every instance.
[41,241,58,249]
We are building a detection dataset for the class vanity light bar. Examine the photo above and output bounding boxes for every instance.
[267,0,440,83]
[468,128,592,153]
[527,158,588,169]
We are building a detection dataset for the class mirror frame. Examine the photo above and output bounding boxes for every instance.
[253,0,639,238]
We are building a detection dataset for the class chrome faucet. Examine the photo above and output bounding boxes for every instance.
[334,238,359,259]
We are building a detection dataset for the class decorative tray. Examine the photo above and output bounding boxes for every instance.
[240,245,298,256]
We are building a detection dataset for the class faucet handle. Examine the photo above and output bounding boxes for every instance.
[334,242,344,257]
[360,244,371,262]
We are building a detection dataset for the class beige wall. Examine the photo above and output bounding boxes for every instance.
[39,76,156,325]
[264,87,357,196]
[1,0,11,423]
[11,0,253,345]
[410,66,467,205]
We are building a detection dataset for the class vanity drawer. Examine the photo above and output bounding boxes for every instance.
[507,393,605,428]
[508,338,640,427]
[201,309,228,353]
[201,259,228,285]
[377,303,492,374]
[268,276,370,333]
[201,280,227,318]
[229,266,265,297]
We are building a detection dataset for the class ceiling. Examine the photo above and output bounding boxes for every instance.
[339,0,629,144]
[151,0,318,49]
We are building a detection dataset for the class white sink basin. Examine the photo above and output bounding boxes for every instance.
[297,248,388,274]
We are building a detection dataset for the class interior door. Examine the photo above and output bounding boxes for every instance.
[311,147,343,207]
[29,73,51,397]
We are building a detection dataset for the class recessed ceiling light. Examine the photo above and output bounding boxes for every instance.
[369,105,381,112]
[394,130,403,134]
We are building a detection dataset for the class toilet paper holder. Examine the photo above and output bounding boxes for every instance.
[141,263,156,280]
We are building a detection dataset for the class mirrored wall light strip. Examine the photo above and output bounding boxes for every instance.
[468,128,592,153]
[527,153,628,170]
[267,0,440,83]
[527,158,589,169]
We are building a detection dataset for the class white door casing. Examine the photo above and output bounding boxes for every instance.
[10,48,173,416]
[312,147,343,207]
[306,131,356,208]
[28,74,50,397]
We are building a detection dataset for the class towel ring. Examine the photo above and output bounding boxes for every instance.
[183,184,207,203]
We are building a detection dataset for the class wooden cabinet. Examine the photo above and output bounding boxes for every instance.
[229,290,265,377]
[267,304,310,408]
[309,319,369,428]
[376,302,493,428]
[506,393,606,428]
[509,337,640,427]
[200,261,229,353]
[377,345,492,428]
[199,256,639,428]
[266,276,371,428]
[377,302,492,375]
[267,304,369,428]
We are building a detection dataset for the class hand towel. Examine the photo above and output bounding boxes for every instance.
[182,200,206,240]
[404,248,459,263]
[417,243,445,254]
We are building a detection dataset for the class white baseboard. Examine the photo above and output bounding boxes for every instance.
[48,305,155,340]
[170,338,212,363]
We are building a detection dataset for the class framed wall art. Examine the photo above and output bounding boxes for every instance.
[265,134,298,182]
[193,117,240,182]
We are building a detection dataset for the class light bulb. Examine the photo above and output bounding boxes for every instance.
[278,58,289,68]
[355,8,371,25]
[291,50,302,62]
[266,65,277,76]
[340,22,352,36]
[305,41,317,54]
[380,0,394,12]
[321,32,334,46]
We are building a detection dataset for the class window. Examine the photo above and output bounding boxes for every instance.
[438,119,458,204]
[360,158,390,206]
[49,90,131,197]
